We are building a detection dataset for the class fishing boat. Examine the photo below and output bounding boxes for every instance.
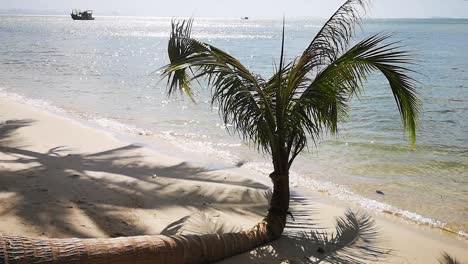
[71,9,95,20]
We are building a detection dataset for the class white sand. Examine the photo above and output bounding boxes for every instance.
[0,97,466,263]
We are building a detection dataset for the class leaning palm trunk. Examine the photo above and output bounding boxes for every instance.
[0,218,284,264]
[0,180,287,264]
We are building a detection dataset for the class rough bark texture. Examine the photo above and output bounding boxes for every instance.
[269,172,290,216]
[0,217,283,264]
[0,175,288,264]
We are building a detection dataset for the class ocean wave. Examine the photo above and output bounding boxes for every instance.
[0,89,65,114]
[158,131,241,163]
[88,116,153,136]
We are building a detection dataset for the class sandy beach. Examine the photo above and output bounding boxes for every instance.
[0,96,467,263]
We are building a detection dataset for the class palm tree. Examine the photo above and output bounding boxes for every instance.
[160,0,419,252]
[0,0,419,263]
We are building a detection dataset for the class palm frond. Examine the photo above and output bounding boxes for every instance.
[265,0,372,165]
[300,210,389,264]
[160,19,277,152]
[161,5,419,168]
[305,0,368,66]
[275,17,287,137]
[287,34,420,161]
[282,0,368,101]
[166,18,196,98]
[438,252,462,264]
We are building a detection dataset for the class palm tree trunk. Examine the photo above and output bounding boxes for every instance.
[0,177,288,264]
[268,171,290,217]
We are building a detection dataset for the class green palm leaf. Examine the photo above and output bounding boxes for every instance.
[161,19,277,152]
[160,16,419,167]
[294,34,420,149]
[281,0,368,101]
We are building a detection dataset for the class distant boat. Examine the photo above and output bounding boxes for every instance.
[241,16,249,20]
[71,9,95,20]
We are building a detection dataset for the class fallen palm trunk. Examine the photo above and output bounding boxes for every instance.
[0,214,285,264]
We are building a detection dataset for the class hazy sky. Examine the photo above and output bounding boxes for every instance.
[1,0,468,18]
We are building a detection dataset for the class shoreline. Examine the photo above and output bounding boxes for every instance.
[0,96,467,262]
[1,89,465,238]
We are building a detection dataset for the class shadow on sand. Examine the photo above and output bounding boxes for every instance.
[0,119,268,239]
[0,119,389,263]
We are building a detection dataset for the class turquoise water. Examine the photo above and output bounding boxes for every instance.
[0,15,467,235]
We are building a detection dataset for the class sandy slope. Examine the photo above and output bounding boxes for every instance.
[0,97,466,263]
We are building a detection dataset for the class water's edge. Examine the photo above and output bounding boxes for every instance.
[1,89,465,239]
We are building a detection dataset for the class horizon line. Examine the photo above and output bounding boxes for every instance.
[1,12,468,20]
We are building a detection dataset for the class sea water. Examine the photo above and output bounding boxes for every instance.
[0,15,467,236]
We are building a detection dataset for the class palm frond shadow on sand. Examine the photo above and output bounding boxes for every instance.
[438,252,463,264]
[260,191,390,263]
[246,211,389,264]
[296,210,389,264]
[0,119,270,238]
[0,119,34,147]
[164,191,391,264]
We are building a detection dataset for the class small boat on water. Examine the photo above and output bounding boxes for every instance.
[71,9,95,20]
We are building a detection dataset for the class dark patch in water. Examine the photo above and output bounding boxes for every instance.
[448,99,464,102]
[438,109,456,114]
[441,120,456,124]
[427,109,456,114]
